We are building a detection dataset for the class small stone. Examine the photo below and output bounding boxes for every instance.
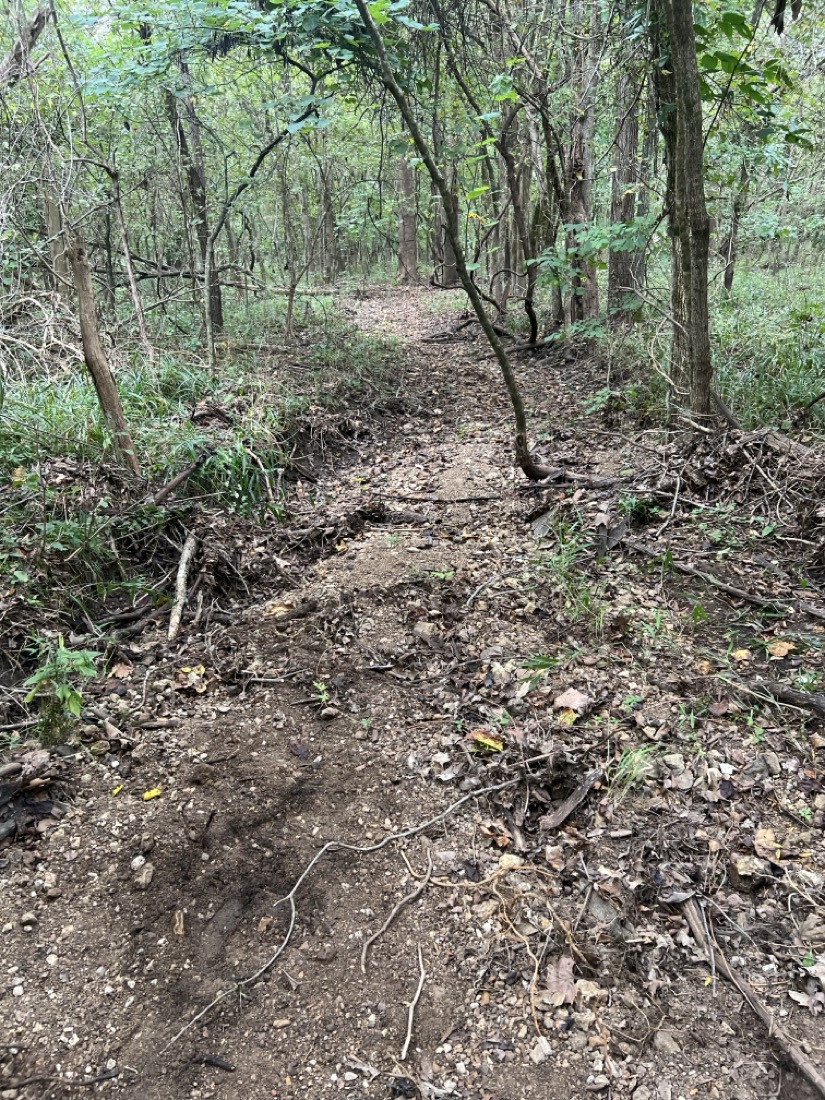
[568,1032,587,1053]
[12,985,23,997]
[319,707,339,720]
[656,1083,672,1100]
[762,751,781,776]
[140,833,156,854]
[633,1088,652,1100]
[653,1030,681,1054]
[529,1037,552,1065]
[134,863,154,889]
[130,855,146,872]
[19,912,37,926]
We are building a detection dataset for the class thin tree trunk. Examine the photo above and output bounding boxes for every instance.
[165,86,223,337]
[355,0,551,480]
[66,233,141,478]
[397,155,419,283]
[42,188,71,298]
[721,160,749,294]
[568,0,600,322]
[110,170,154,361]
[608,72,640,326]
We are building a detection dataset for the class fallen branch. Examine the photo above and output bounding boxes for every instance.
[151,450,212,506]
[755,679,825,718]
[401,945,426,1062]
[627,539,825,622]
[681,897,825,1098]
[168,534,198,642]
[361,852,433,975]
[160,777,519,1053]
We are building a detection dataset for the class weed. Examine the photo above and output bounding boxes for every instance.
[312,680,330,706]
[617,493,661,526]
[430,568,456,582]
[536,517,606,632]
[609,744,661,801]
[23,636,97,745]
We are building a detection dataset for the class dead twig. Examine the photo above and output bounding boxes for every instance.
[681,897,825,1099]
[361,851,433,975]
[400,945,426,1062]
[160,777,519,1053]
[627,539,825,622]
[150,450,212,506]
[168,533,198,642]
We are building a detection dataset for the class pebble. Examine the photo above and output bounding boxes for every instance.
[140,833,156,854]
[529,1037,552,1064]
[131,855,146,872]
[134,863,155,889]
[19,912,37,926]
[653,1030,681,1054]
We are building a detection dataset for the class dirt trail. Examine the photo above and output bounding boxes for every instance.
[1,289,824,1100]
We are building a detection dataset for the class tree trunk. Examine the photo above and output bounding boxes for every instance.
[499,112,539,343]
[0,5,49,89]
[66,233,142,478]
[42,188,71,298]
[165,86,223,336]
[721,160,749,294]
[665,0,714,417]
[653,0,714,417]
[607,72,640,326]
[440,170,459,286]
[397,155,419,284]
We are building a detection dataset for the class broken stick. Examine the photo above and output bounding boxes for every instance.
[400,945,426,1062]
[682,897,825,1098]
[168,533,197,642]
[361,852,433,975]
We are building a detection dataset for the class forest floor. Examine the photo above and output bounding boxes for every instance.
[2,288,825,1100]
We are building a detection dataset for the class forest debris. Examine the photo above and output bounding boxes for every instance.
[553,688,592,715]
[754,678,825,717]
[168,533,198,642]
[540,770,602,831]
[360,852,433,974]
[536,955,576,1006]
[400,945,426,1062]
[681,896,825,1098]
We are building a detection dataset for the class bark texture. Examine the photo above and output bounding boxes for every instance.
[67,233,142,477]
[397,156,419,284]
[608,72,640,326]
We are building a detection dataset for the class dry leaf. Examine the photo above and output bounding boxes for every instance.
[731,649,752,662]
[766,639,795,658]
[553,688,593,714]
[754,826,780,861]
[536,956,576,1007]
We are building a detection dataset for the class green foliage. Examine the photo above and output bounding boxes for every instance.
[24,636,97,743]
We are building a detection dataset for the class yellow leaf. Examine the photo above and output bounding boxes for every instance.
[179,664,205,676]
[704,975,713,986]
[766,639,795,659]
[557,708,578,726]
[467,729,504,752]
[111,784,123,797]
[143,788,163,801]
[731,649,751,662]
